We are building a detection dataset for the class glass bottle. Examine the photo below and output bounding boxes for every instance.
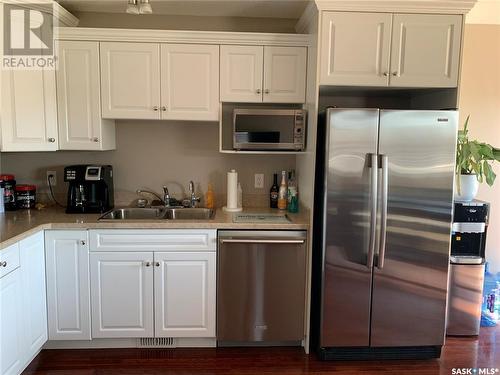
[270,173,279,208]
[287,169,299,213]
[277,171,287,210]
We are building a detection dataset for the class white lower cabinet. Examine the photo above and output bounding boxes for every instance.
[88,229,216,340]
[1,232,47,375]
[0,249,24,375]
[90,252,154,338]
[19,232,48,361]
[45,230,91,340]
[154,252,216,337]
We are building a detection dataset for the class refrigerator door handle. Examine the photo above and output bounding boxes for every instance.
[367,153,378,269]
[377,154,389,269]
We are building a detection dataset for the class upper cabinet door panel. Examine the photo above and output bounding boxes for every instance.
[263,46,307,103]
[161,44,219,121]
[1,69,58,151]
[100,42,160,119]
[390,14,462,88]
[57,41,105,150]
[320,12,393,86]
[220,45,263,103]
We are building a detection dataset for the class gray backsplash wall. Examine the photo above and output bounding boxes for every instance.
[0,121,296,207]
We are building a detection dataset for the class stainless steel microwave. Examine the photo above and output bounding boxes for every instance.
[233,108,306,151]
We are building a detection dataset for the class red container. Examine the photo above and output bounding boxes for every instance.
[15,184,36,209]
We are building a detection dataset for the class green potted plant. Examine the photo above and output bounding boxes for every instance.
[455,116,500,201]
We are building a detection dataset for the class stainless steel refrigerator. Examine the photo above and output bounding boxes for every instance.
[312,108,458,360]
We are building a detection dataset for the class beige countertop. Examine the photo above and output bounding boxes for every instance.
[0,206,310,249]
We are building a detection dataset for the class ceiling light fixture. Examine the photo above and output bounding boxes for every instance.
[126,0,153,15]
[126,0,139,14]
[139,0,152,14]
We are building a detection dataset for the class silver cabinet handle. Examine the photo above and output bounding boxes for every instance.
[48,137,56,143]
[256,89,261,94]
[0,261,7,267]
[383,72,389,77]
[220,239,305,244]
[145,262,151,267]
[161,106,167,111]
[392,72,398,77]
[264,89,270,94]
[153,106,159,111]
[155,262,160,267]
[80,240,86,245]
[378,155,389,269]
[367,153,378,269]
[92,137,99,142]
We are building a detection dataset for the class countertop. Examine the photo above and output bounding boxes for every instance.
[0,206,310,249]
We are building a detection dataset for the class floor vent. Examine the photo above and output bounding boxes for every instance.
[137,337,177,348]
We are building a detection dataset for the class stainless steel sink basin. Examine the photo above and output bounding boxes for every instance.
[164,208,214,220]
[99,207,167,220]
[99,207,214,221]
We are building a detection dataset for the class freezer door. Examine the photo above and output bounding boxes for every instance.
[320,108,379,347]
[371,110,457,347]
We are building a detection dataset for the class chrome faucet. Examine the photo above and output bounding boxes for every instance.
[188,181,201,208]
[136,188,172,207]
[162,186,172,207]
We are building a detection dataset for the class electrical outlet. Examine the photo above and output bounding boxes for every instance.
[254,173,264,189]
[47,170,57,186]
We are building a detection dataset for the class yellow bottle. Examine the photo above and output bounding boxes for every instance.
[205,183,215,209]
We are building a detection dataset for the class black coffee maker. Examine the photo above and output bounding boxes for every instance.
[64,165,114,213]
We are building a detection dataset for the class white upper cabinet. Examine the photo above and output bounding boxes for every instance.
[45,230,91,341]
[1,69,58,151]
[100,42,161,119]
[160,44,219,121]
[154,252,216,338]
[320,12,462,88]
[263,46,307,103]
[320,12,393,86]
[220,45,307,103]
[390,14,462,88]
[90,252,154,338]
[57,41,115,150]
[220,45,264,102]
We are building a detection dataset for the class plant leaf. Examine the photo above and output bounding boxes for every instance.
[483,161,496,186]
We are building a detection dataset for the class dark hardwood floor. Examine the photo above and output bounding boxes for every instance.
[24,327,500,374]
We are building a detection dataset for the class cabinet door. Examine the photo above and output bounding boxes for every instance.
[19,232,47,361]
[57,41,115,150]
[320,12,393,86]
[0,269,24,375]
[390,14,462,88]
[45,230,91,340]
[90,252,154,338]
[263,46,307,103]
[1,69,58,151]
[161,44,219,121]
[154,252,215,337]
[220,45,263,102]
[100,42,160,119]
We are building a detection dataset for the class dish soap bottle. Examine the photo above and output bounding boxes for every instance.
[270,173,279,208]
[277,171,287,210]
[287,170,299,213]
[205,183,215,209]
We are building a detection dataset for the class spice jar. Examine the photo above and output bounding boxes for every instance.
[0,174,17,211]
[15,185,36,209]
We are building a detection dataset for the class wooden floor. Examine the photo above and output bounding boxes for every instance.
[24,327,500,374]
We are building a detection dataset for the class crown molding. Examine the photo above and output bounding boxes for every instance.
[314,0,477,14]
[295,2,318,34]
[55,27,312,46]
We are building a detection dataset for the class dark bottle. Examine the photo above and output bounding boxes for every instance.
[270,173,279,208]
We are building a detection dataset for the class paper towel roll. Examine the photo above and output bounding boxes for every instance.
[227,169,238,209]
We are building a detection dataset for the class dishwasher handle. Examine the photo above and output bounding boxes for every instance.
[219,239,305,244]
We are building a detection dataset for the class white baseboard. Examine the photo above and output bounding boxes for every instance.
[43,337,216,349]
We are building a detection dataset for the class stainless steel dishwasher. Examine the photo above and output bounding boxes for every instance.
[217,230,307,345]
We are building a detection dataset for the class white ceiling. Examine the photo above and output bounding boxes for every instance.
[57,0,310,19]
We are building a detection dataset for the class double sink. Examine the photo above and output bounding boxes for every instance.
[99,207,214,221]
